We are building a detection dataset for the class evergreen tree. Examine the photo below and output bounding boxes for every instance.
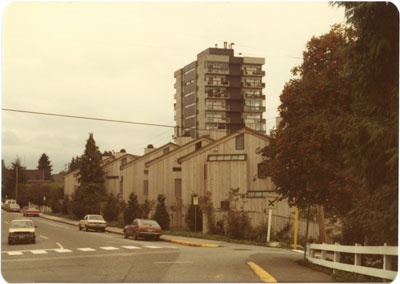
[68,156,81,172]
[62,194,70,215]
[37,153,53,180]
[152,194,170,230]
[123,193,142,225]
[71,133,106,219]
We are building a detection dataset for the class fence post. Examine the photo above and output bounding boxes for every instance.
[321,242,327,260]
[383,243,392,271]
[333,242,341,275]
[354,243,362,267]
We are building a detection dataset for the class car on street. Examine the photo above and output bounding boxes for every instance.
[4,199,16,211]
[22,206,40,217]
[79,214,107,232]
[8,219,37,244]
[7,203,21,212]
[123,219,162,240]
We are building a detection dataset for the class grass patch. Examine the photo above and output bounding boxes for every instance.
[297,259,385,282]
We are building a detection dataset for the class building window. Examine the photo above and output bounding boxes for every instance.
[172,167,182,172]
[195,141,202,151]
[235,134,244,150]
[121,158,127,166]
[204,164,207,180]
[246,191,274,198]
[143,180,148,196]
[163,148,169,155]
[208,154,246,161]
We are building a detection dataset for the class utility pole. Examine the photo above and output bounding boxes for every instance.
[15,166,18,202]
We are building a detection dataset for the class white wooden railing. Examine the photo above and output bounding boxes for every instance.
[306,243,398,280]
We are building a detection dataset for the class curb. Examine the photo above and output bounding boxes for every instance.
[167,239,219,248]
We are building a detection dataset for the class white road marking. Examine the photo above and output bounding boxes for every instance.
[142,246,162,249]
[100,246,119,250]
[30,250,47,254]
[54,249,72,253]
[39,235,49,239]
[121,246,141,250]
[77,248,96,252]
[7,251,23,256]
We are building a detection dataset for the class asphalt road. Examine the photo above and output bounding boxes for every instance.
[1,211,334,282]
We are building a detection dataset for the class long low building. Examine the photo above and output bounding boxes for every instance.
[64,128,319,237]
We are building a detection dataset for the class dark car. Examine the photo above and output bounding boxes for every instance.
[123,219,162,240]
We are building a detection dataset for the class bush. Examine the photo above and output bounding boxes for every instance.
[51,199,61,213]
[152,194,170,230]
[103,193,120,222]
[123,193,142,225]
[226,210,251,240]
[62,195,70,215]
[71,183,105,219]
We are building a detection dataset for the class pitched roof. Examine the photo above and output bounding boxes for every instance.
[102,153,139,168]
[145,136,214,167]
[177,127,269,163]
[121,142,179,170]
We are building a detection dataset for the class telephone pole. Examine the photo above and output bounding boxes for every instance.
[15,166,18,202]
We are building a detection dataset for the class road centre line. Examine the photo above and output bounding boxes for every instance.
[40,235,49,239]
[56,242,64,249]
[247,262,277,283]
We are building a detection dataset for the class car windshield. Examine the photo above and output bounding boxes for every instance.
[140,220,159,226]
[10,221,33,228]
[88,215,104,221]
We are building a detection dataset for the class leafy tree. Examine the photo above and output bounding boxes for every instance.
[333,2,399,245]
[123,193,142,225]
[185,194,203,232]
[103,193,120,222]
[37,153,53,180]
[261,25,356,216]
[152,194,170,230]
[3,158,28,201]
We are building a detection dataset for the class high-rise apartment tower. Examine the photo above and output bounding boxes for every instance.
[173,43,266,144]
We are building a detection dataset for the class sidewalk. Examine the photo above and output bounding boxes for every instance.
[39,213,221,248]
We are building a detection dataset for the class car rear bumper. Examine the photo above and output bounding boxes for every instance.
[86,224,107,229]
[9,234,35,242]
[138,232,162,237]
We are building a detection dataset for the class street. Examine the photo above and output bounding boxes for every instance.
[1,211,333,282]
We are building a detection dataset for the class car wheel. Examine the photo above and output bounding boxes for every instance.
[85,226,89,231]
[79,225,82,231]
[124,231,129,239]
[134,231,139,240]
[8,239,12,245]
[154,236,160,241]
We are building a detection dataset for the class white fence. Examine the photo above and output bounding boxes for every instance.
[307,242,398,280]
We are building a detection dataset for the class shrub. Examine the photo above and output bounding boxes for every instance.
[226,210,251,240]
[152,194,170,230]
[123,193,142,225]
[51,199,61,213]
[103,193,120,222]
[62,195,70,215]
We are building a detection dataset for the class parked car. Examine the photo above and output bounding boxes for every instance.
[22,206,40,217]
[4,199,16,211]
[7,203,21,212]
[79,215,107,232]
[123,219,162,240]
[8,219,37,245]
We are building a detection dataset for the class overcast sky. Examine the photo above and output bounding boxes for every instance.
[1,1,346,174]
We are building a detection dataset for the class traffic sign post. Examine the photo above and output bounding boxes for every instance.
[266,195,278,243]
[193,196,199,233]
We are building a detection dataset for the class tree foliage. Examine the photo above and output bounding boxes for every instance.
[152,194,170,230]
[103,193,120,222]
[78,133,104,185]
[2,158,28,201]
[37,153,53,180]
[71,183,105,219]
[262,25,356,214]
[123,193,142,225]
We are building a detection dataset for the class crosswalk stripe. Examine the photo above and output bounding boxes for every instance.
[54,249,72,253]
[121,246,141,250]
[77,248,96,251]
[142,246,162,249]
[7,251,23,256]
[31,250,47,254]
[99,246,119,250]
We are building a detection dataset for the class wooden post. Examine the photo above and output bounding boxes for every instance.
[316,204,327,243]
[267,209,272,243]
[321,242,327,260]
[293,207,299,250]
[15,166,19,202]
[354,243,362,267]
[383,243,392,271]
[333,242,341,275]
[304,204,311,260]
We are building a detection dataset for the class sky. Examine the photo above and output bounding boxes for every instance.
[1,1,347,174]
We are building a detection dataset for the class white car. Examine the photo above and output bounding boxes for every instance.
[79,215,107,232]
[8,219,37,244]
